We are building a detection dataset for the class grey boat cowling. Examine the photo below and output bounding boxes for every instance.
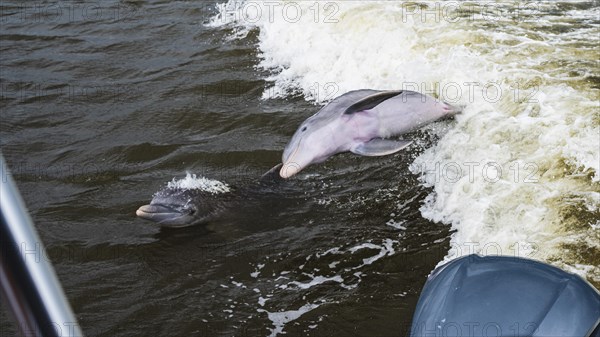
[410,254,600,337]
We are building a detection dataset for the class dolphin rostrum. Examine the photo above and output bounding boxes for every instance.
[280,90,463,178]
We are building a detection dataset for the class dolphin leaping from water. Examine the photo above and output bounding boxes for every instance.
[280,90,463,178]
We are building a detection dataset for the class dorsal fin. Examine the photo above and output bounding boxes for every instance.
[343,90,403,114]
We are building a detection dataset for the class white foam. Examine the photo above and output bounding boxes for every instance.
[386,219,407,231]
[231,280,245,288]
[315,247,342,258]
[289,275,344,290]
[349,239,397,267]
[259,303,323,337]
[167,172,230,194]
[258,296,269,307]
[247,239,401,334]
[211,0,600,283]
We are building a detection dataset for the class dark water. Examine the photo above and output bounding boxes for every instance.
[1,1,452,336]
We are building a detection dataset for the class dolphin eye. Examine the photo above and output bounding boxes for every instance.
[301,126,307,132]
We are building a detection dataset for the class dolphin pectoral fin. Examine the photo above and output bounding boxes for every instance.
[350,139,413,156]
[343,90,403,115]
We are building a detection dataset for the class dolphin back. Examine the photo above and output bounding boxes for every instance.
[310,89,381,121]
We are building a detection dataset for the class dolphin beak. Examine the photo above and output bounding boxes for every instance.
[136,204,184,224]
[280,143,305,179]
[280,161,303,179]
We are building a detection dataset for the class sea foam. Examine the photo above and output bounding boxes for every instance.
[210,0,599,284]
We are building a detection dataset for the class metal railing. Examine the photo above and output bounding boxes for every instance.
[1,153,83,337]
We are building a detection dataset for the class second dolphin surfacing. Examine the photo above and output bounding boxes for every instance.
[280,90,463,178]
[136,165,284,228]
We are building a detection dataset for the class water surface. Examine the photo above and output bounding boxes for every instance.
[1,1,598,336]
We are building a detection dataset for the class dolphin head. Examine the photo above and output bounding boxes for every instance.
[280,117,339,179]
[136,188,220,228]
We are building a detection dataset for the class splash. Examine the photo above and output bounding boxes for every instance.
[166,173,231,194]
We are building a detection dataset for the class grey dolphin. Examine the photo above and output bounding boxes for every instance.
[280,90,463,178]
[136,188,233,228]
[136,164,282,228]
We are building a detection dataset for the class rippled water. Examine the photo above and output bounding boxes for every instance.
[1,1,598,336]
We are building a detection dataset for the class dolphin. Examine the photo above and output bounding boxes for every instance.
[136,164,283,228]
[280,90,463,178]
[135,187,233,228]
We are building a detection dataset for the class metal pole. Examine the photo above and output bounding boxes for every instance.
[1,153,83,337]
